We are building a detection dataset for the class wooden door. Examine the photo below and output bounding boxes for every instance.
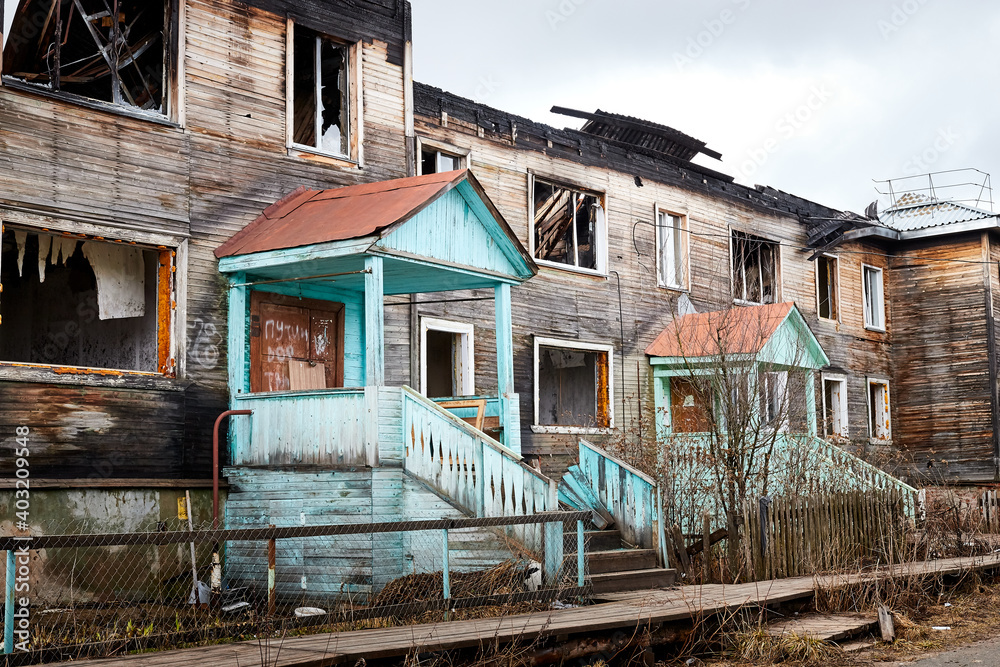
[250,292,345,392]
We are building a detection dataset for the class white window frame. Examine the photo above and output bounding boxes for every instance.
[528,173,609,277]
[862,264,885,331]
[867,377,891,442]
[0,211,186,389]
[420,318,474,397]
[285,19,364,165]
[655,207,689,291]
[730,228,781,305]
[815,254,840,323]
[821,373,848,439]
[760,370,789,432]
[531,336,614,434]
[415,136,470,175]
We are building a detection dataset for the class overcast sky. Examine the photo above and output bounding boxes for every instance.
[411,0,1000,214]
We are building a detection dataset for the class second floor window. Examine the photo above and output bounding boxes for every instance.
[817,255,839,321]
[2,0,172,115]
[657,210,687,290]
[292,25,350,157]
[862,264,885,330]
[532,178,606,273]
[732,231,778,304]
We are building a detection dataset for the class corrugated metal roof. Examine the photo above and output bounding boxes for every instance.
[879,194,997,232]
[215,171,467,259]
[645,302,794,358]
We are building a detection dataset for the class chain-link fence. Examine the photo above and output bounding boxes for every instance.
[0,511,591,663]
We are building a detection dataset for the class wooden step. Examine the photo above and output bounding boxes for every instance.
[587,549,658,574]
[588,568,675,594]
[766,613,878,643]
[564,530,623,552]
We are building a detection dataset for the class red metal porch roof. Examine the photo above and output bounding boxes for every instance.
[215,170,469,259]
[645,302,795,358]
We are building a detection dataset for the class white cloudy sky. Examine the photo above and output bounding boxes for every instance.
[411,0,1000,213]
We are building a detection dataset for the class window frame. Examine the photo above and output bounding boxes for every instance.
[285,19,363,166]
[419,317,475,398]
[760,370,789,432]
[821,373,848,439]
[655,206,689,291]
[815,254,840,322]
[862,264,886,331]
[866,377,892,442]
[528,173,609,277]
[415,136,469,175]
[0,215,185,388]
[531,336,614,434]
[730,229,781,305]
[0,0,183,126]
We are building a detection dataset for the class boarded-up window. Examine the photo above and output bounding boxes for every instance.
[249,292,344,393]
[292,24,350,157]
[0,228,173,373]
[868,379,891,440]
[817,255,838,320]
[669,377,710,433]
[532,178,606,272]
[2,0,171,113]
[536,343,610,428]
[732,231,777,304]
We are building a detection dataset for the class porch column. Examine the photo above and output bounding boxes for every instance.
[494,283,519,452]
[364,255,385,386]
[227,273,248,404]
[805,370,817,437]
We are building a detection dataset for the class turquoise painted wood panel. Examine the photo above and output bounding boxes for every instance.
[578,440,659,550]
[231,390,366,466]
[253,282,366,387]
[227,276,249,401]
[364,255,385,386]
[377,387,404,464]
[374,189,523,279]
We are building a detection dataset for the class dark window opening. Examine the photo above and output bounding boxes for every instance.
[537,345,609,427]
[732,231,777,304]
[292,25,349,157]
[818,255,838,320]
[2,0,170,113]
[0,228,170,373]
[533,179,604,271]
[420,148,461,175]
[249,292,345,393]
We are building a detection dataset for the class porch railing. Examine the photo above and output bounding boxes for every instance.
[401,387,556,558]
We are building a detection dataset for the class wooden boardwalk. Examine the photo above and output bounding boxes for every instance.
[47,553,1000,666]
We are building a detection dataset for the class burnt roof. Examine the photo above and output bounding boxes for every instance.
[551,106,723,162]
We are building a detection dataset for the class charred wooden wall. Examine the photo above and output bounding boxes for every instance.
[0,0,410,479]
[409,84,894,476]
[890,234,995,483]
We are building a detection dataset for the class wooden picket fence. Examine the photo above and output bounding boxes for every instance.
[674,489,911,582]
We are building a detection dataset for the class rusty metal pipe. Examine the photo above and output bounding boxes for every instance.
[213,410,252,529]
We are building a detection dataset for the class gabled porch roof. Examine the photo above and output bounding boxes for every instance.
[646,302,829,370]
[215,170,537,293]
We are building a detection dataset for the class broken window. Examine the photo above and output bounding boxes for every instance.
[822,375,848,439]
[532,178,606,272]
[292,24,350,157]
[420,318,474,398]
[535,340,611,428]
[867,379,891,441]
[862,264,885,330]
[2,0,171,114]
[657,210,687,290]
[0,228,173,373]
[420,148,462,175]
[817,255,839,321]
[732,231,778,304]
